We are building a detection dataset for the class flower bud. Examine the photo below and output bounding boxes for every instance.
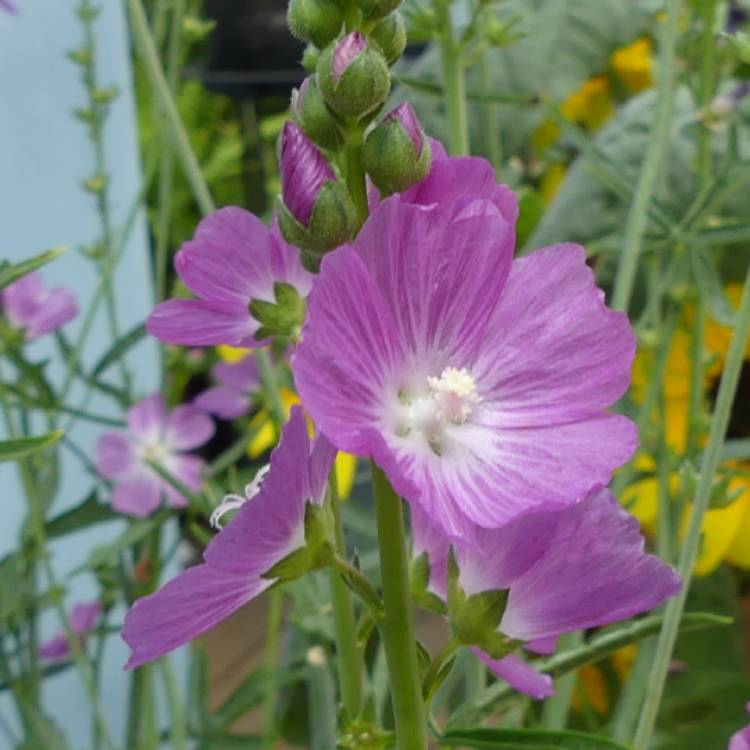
[277,123,355,261]
[363,102,431,195]
[370,11,407,65]
[318,32,391,119]
[287,0,343,49]
[354,0,402,22]
[293,75,344,152]
[301,43,320,73]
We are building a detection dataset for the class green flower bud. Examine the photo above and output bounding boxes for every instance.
[301,43,320,73]
[363,102,431,195]
[293,75,344,151]
[287,0,343,49]
[370,11,407,65]
[317,32,391,119]
[354,0,402,22]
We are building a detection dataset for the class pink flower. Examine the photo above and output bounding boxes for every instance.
[1,272,77,340]
[122,407,335,668]
[412,487,680,698]
[96,394,215,518]
[39,601,102,662]
[731,704,750,750]
[193,357,259,420]
[293,159,636,539]
[147,209,312,347]
[0,1,17,14]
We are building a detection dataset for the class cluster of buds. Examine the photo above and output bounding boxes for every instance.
[279,0,431,261]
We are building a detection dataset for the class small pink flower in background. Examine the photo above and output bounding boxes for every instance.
[96,394,215,518]
[193,356,259,420]
[147,209,312,348]
[122,407,335,668]
[1,272,77,340]
[0,0,17,14]
[39,601,102,662]
[731,704,750,750]
[411,487,680,699]
[294,162,636,540]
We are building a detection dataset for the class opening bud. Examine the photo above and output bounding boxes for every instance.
[287,0,343,49]
[370,11,407,66]
[277,122,355,262]
[293,75,344,152]
[354,0,403,22]
[318,32,391,119]
[363,102,432,195]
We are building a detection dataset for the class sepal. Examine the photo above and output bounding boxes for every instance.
[249,282,306,342]
[287,0,343,48]
[293,75,345,152]
[354,0,402,22]
[409,551,447,615]
[370,12,407,65]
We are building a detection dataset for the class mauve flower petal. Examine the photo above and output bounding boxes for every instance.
[499,488,681,642]
[730,705,750,750]
[123,563,270,669]
[70,602,102,635]
[0,1,18,14]
[213,357,260,393]
[527,636,558,655]
[472,649,555,700]
[194,385,250,420]
[164,405,215,451]
[147,298,257,348]
[175,207,275,304]
[24,287,78,339]
[474,244,636,426]
[410,505,450,597]
[280,122,334,227]
[333,32,367,80]
[204,407,328,575]
[111,474,163,518]
[305,433,337,506]
[39,634,70,662]
[162,454,204,508]
[95,432,135,479]
[127,394,167,442]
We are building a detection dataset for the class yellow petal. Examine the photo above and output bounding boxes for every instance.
[612,644,638,682]
[247,412,277,458]
[621,476,659,531]
[574,665,608,715]
[335,452,357,500]
[683,496,746,577]
[561,76,613,130]
[531,118,561,152]
[611,38,653,92]
[217,345,251,364]
[726,481,750,568]
[540,163,567,205]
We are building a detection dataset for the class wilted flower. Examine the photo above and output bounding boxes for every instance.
[96,394,214,517]
[194,357,259,420]
[411,488,680,697]
[1,272,77,340]
[122,407,335,668]
[39,601,102,662]
[294,165,636,539]
[147,208,312,347]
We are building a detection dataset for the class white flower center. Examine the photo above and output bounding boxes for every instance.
[397,367,481,454]
[210,464,270,529]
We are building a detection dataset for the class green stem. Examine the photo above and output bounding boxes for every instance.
[128,0,214,216]
[540,630,583,729]
[262,589,284,749]
[372,465,428,750]
[633,265,750,748]
[479,52,501,169]
[696,0,718,187]
[345,138,369,231]
[328,474,364,718]
[423,636,460,705]
[686,301,706,456]
[439,19,470,156]
[610,0,681,312]
[160,659,187,750]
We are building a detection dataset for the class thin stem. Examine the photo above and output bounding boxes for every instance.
[255,349,285,428]
[540,630,583,729]
[686,301,706,456]
[372,465,428,750]
[610,0,681,312]
[128,0,214,216]
[328,474,364,718]
[261,589,284,749]
[438,8,470,156]
[633,266,750,747]
[160,659,187,750]
[479,52,501,170]
[345,137,369,231]
[697,0,719,187]
[423,636,460,705]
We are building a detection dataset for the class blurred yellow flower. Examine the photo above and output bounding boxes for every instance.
[625,290,750,575]
[561,75,613,130]
[217,345,252,364]
[611,37,654,92]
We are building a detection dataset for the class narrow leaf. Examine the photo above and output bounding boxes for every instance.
[45,492,119,539]
[90,322,147,377]
[0,246,67,289]
[0,430,63,463]
[440,727,631,749]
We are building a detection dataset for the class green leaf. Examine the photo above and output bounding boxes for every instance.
[439,727,631,749]
[16,705,70,750]
[81,512,168,571]
[45,492,119,539]
[0,246,66,289]
[0,430,63,463]
[90,322,147,377]
[449,612,731,728]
